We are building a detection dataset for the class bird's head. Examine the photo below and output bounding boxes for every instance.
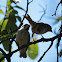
[48,25,52,32]
[22,24,30,30]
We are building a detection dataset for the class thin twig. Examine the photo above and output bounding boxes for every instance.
[38,41,53,62]
[38,4,46,22]
[29,0,33,4]
[52,1,61,16]
[19,0,29,28]
[9,35,16,55]
[19,0,33,28]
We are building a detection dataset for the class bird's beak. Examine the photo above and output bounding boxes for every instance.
[50,29,52,32]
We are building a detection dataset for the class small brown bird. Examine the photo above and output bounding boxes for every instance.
[24,14,52,37]
[16,24,30,58]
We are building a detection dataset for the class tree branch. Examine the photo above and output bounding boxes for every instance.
[9,35,16,55]
[0,48,6,56]
[0,48,6,62]
[0,33,62,62]
[57,32,61,62]
[11,33,62,56]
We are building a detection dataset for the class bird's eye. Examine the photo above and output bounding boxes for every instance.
[24,26,27,28]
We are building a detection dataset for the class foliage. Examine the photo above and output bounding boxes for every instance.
[0,9,4,14]
[27,38,38,59]
[0,0,22,60]
[0,53,5,62]
[0,0,39,61]
[0,0,22,52]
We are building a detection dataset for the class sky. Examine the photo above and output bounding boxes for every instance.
[0,0,62,62]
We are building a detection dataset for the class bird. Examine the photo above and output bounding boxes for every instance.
[16,24,30,58]
[24,14,52,37]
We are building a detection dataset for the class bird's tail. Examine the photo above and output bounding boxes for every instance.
[24,14,34,25]
[19,48,27,58]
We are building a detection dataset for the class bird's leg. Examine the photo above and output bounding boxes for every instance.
[33,38,35,42]
[41,34,44,38]
[32,33,35,42]
[41,35,46,42]
[32,32,34,37]
[18,51,22,57]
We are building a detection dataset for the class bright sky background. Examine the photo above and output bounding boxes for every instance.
[0,0,62,62]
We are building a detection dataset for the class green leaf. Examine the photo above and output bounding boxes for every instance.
[56,17,62,22]
[14,5,25,11]
[54,17,62,24]
[7,1,11,7]
[0,9,4,14]
[5,9,13,17]
[27,44,38,59]
[0,53,4,58]
[0,53,5,62]
[5,14,17,32]
[0,31,15,42]
[0,19,4,25]
[2,39,12,52]
[0,19,3,33]
[27,38,38,59]
[2,39,10,51]
[1,19,8,32]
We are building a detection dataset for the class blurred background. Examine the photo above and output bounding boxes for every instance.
[0,0,62,62]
